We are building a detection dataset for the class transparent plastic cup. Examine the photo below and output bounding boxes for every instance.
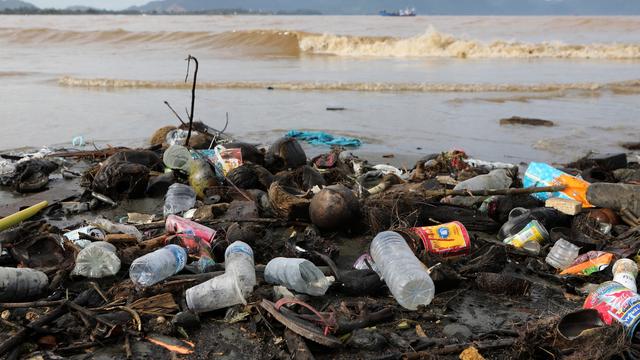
[185,273,246,313]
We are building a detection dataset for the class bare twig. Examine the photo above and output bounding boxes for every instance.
[163,101,186,126]
[184,55,199,147]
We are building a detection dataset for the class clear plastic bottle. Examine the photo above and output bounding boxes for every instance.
[72,241,121,278]
[163,183,196,217]
[264,257,330,296]
[185,241,256,313]
[129,245,187,287]
[0,267,48,301]
[545,239,580,270]
[370,231,435,310]
[224,241,256,295]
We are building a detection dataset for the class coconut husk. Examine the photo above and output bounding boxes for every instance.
[309,184,360,230]
[91,161,150,199]
[150,126,177,146]
[513,315,627,360]
[268,181,311,220]
[474,272,530,295]
[103,150,164,172]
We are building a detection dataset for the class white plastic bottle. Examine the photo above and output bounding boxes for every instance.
[224,241,256,295]
[370,231,435,310]
[264,257,330,296]
[163,183,196,217]
[72,241,121,278]
[129,245,187,287]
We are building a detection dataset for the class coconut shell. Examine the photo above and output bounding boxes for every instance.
[268,182,310,220]
[150,126,177,146]
[309,184,360,230]
[227,164,273,190]
[302,165,326,190]
[266,137,307,172]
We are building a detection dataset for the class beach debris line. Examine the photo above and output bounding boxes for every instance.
[0,58,640,359]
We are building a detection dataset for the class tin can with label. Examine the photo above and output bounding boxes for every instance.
[584,281,640,336]
[409,221,470,258]
[503,220,549,248]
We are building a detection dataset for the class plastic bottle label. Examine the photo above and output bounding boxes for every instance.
[226,244,254,259]
[166,245,187,271]
[584,282,640,335]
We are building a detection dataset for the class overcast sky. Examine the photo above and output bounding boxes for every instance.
[27,0,148,9]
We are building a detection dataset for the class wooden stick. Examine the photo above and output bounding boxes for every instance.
[437,185,566,198]
[402,338,516,359]
[106,234,139,243]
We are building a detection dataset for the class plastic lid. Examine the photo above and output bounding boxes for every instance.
[613,258,639,277]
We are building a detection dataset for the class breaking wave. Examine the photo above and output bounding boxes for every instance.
[58,76,640,93]
[2,27,640,59]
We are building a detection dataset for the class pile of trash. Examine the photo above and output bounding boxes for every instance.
[0,124,640,359]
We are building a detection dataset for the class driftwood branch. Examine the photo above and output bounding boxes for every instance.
[439,185,566,197]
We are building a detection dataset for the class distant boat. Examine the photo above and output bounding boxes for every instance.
[379,8,416,17]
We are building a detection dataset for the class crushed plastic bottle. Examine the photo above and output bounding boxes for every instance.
[63,226,106,249]
[129,245,187,287]
[72,241,121,278]
[370,231,435,310]
[91,217,142,241]
[546,239,580,270]
[163,183,196,217]
[264,257,330,296]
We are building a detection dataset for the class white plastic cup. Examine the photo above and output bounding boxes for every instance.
[163,145,192,172]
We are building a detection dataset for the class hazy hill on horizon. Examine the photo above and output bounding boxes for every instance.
[129,0,640,15]
[0,0,37,9]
